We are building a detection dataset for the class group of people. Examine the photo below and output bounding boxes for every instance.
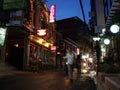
[63,48,82,81]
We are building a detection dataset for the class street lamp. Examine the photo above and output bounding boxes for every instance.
[103,38,110,45]
[110,24,119,34]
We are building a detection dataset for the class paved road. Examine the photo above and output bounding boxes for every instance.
[0,70,97,90]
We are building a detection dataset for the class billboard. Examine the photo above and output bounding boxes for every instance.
[3,0,25,10]
[0,27,7,46]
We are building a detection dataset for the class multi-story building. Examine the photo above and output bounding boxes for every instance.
[56,16,92,64]
[0,0,56,71]
[90,0,120,62]
[104,0,120,61]
[89,0,106,62]
[89,0,105,36]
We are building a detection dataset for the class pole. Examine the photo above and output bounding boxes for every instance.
[96,40,101,75]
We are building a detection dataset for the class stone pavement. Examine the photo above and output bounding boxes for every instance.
[0,64,97,90]
[0,63,16,77]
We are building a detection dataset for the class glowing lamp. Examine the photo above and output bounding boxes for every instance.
[93,37,100,41]
[104,38,110,45]
[82,69,87,74]
[110,24,119,34]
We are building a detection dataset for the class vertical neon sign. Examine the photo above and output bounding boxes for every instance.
[50,4,56,23]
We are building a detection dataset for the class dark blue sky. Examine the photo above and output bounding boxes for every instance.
[46,0,91,24]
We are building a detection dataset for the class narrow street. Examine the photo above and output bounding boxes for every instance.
[0,69,97,90]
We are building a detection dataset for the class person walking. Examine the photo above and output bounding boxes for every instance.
[63,48,75,81]
[76,54,82,74]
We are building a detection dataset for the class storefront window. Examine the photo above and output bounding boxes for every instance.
[44,50,48,62]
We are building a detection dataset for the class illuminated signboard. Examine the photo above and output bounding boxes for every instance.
[0,27,7,46]
[50,5,56,23]
[3,0,25,10]
[50,46,56,51]
[37,29,47,36]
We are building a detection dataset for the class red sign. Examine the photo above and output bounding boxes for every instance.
[50,46,56,51]
[37,29,46,36]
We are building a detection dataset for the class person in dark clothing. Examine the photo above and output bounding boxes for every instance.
[76,54,82,74]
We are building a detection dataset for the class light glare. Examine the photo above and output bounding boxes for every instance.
[110,24,119,33]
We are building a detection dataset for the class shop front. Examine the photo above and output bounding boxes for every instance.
[27,35,56,72]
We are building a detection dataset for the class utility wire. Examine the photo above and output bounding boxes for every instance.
[79,0,86,24]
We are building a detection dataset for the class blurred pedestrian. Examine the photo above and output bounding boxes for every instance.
[63,48,75,81]
[76,54,82,74]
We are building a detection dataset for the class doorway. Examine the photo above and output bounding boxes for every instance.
[6,45,24,70]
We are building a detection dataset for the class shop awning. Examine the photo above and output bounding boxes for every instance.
[29,35,53,48]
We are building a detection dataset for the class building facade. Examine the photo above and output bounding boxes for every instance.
[0,0,56,71]
[90,0,120,62]
[104,0,120,61]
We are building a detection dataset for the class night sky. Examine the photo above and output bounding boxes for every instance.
[46,0,91,24]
